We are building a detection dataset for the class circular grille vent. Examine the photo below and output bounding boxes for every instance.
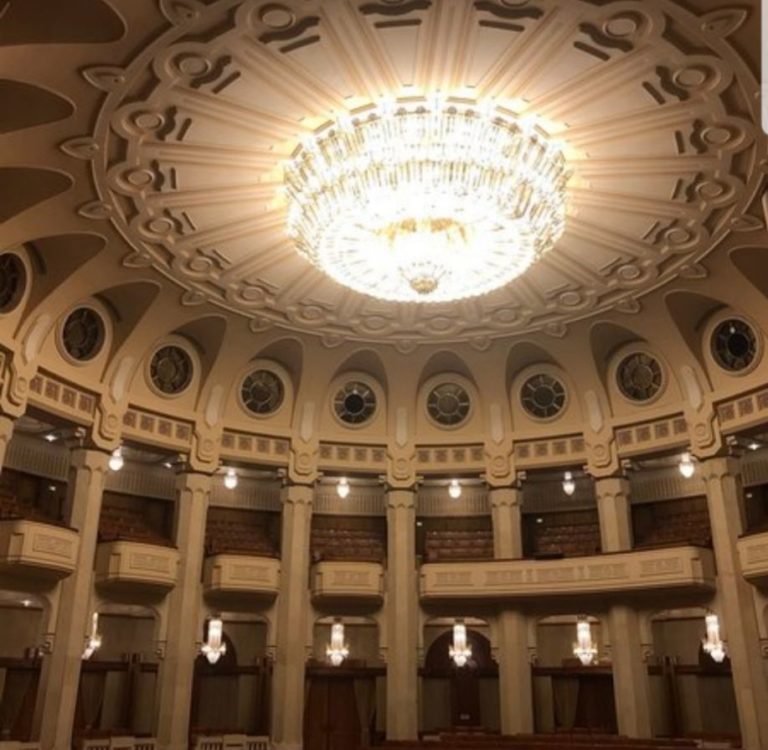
[427,382,471,426]
[520,373,566,419]
[711,318,757,372]
[149,345,193,395]
[61,307,105,362]
[241,370,284,415]
[616,352,664,401]
[0,254,25,313]
[334,381,377,425]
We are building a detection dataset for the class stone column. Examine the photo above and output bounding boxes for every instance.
[155,471,211,750]
[594,475,652,738]
[271,482,313,750]
[489,485,522,559]
[595,475,633,553]
[497,610,534,734]
[0,415,13,473]
[33,447,109,750]
[385,488,418,740]
[701,456,768,749]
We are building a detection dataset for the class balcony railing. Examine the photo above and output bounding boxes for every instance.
[0,518,79,580]
[420,545,716,600]
[94,540,179,591]
[738,529,768,586]
[203,554,280,597]
[311,560,384,602]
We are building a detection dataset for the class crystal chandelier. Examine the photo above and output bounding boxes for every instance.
[449,621,472,667]
[285,96,568,303]
[201,617,227,665]
[82,612,102,661]
[702,613,727,663]
[326,621,350,666]
[573,618,598,666]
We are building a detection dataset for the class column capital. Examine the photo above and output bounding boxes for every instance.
[699,455,741,484]
[386,486,416,510]
[281,482,314,507]
[488,485,522,508]
[595,474,630,499]
[69,446,110,474]
[174,470,212,496]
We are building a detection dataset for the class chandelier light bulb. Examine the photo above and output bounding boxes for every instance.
[337,477,350,499]
[449,621,472,668]
[573,619,598,666]
[448,479,462,500]
[108,446,124,472]
[201,617,227,665]
[285,96,569,303]
[223,467,238,490]
[562,471,576,496]
[702,613,726,663]
[679,452,695,479]
[748,440,760,451]
[326,621,350,667]
[44,433,57,443]
[82,612,102,661]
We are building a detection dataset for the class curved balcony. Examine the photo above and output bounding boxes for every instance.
[95,540,179,592]
[311,560,384,604]
[737,530,768,587]
[203,553,280,598]
[0,518,79,582]
[419,545,715,601]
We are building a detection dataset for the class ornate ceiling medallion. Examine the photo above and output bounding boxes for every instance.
[285,97,568,302]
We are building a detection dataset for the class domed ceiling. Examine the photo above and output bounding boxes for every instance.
[2,0,762,347]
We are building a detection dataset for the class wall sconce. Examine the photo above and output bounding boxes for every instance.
[82,612,102,660]
[201,617,227,664]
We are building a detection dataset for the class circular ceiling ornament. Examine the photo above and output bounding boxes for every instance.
[149,345,193,396]
[240,369,285,415]
[711,318,758,372]
[520,373,566,419]
[616,352,664,402]
[76,0,762,344]
[0,253,26,313]
[61,307,105,362]
[427,383,471,427]
[285,97,568,303]
[333,381,377,426]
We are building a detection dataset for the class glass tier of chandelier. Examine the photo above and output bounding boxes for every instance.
[285,96,569,303]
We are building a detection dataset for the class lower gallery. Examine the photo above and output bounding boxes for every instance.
[1,0,768,749]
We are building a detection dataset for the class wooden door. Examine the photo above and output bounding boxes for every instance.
[304,676,361,750]
[452,667,480,726]
[575,674,617,732]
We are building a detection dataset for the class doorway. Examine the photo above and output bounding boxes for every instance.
[304,675,361,750]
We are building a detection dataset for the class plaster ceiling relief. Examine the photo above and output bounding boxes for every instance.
[78,0,761,344]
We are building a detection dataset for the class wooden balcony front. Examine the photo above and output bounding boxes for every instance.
[311,560,384,603]
[203,554,280,598]
[738,530,768,587]
[95,540,179,592]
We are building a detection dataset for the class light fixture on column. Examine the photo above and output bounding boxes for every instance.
[572,618,598,666]
[201,617,227,665]
[326,620,350,666]
[449,621,472,668]
[336,476,350,499]
[82,612,102,660]
[108,446,124,472]
[223,467,238,490]
[678,452,695,479]
[702,613,727,663]
[562,471,576,496]
[448,479,462,500]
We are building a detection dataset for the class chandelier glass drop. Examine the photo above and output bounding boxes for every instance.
[285,97,569,303]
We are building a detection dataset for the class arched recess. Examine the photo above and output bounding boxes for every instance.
[21,233,105,315]
[331,348,389,393]
[0,0,125,45]
[665,290,726,373]
[589,321,643,388]
[419,350,477,388]
[96,281,162,358]
[0,168,72,224]
[173,315,228,386]
[731,246,768,301]
[255,337,304,394]
[0,81,73,134]
[505,341,559,389]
